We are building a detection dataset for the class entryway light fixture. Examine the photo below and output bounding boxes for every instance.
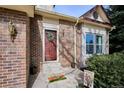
[8,20,17,42]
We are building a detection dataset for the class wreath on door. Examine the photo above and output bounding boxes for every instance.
[47,32,55,41]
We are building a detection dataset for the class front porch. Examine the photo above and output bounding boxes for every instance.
[29,62,84,88]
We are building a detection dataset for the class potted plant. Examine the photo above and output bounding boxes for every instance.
[30,58,37,75]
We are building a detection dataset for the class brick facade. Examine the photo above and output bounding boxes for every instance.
[30,15,43,72]
[0,8,30,88]
[28,15,43,87]
[0,6,110,88]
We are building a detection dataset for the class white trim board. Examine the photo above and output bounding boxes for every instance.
[42,17,59,63]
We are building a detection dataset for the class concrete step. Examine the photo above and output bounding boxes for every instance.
[42,62,64,76]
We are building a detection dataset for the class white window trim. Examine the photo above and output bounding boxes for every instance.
[85,32,104,56]
[96,34,103,54]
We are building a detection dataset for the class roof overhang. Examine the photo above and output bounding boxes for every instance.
[80,17,112,29]
[35,7,112,29]
[0,5,34,17]
[35,7,78,22]
[0,5,111,29]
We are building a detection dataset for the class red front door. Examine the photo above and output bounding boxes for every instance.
[45,30,57,61]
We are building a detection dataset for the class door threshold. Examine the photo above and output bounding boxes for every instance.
[41,61,59,64]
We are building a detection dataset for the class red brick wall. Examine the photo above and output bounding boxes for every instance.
[28,15,43,87]
[0,8,30,88]
[30,14,43,72]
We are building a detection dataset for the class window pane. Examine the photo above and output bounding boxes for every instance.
[96,35,102,54]
[86,45,94,54]
[96,45,102,53]
[86,33,94,54]
[96,35,102,44]
[86,33,94,44]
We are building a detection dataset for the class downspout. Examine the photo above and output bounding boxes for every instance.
[74,18,79,68]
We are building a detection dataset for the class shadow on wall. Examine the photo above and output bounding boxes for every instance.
[59,38,75,67]
[59,22,83,68]
[28,15,43,88]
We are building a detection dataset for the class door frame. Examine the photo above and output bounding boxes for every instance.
[43,27,59,63]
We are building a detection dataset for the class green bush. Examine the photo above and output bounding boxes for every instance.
[86,52,124,88]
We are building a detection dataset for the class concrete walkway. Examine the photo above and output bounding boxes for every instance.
[32,66,84,88]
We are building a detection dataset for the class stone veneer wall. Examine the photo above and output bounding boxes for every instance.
[59,20,75,67]
[0,8,30,88]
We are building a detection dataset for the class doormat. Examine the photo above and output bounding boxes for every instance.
[48,74,67,83]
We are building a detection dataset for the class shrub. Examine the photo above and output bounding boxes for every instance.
[86,52,124,88]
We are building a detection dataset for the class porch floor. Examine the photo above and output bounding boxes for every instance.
[31,66,84,88]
